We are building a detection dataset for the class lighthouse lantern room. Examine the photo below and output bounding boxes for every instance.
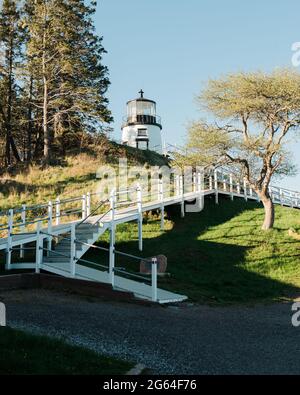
[121,90,163,154]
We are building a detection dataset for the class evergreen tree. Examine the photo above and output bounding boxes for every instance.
[0,0,23,166]
[25,0,112,164]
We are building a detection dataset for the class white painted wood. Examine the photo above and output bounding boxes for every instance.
[20,204,26,259]
[209,175,213,191]
[193,173,197,193]
[109,225,115,287]
[0,303,6,327]
[35,221,42,273]
[10,264,35,270]
[223,175,227,192]
[87,192,91,217]
[199,171,205,211]
[47,201,53,255]
[280,189,283,206]
[6,209,13,271]
[109,189,116,287]
[55,198,60,225]
[70,223,76,277]
[230,174,234,201]
[137,184,143,251]
[159,179,165,231]
[114,273,187,303]
[82,195,87,220]
[214,170,219,205]
[152,258,158,302]
[243,178,248,201]
[180,175,185,218]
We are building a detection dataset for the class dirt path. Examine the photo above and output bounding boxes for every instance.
[1,289,300,375]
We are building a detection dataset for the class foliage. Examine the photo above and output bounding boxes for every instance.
[185,70,300,229]
[0,0,111,168]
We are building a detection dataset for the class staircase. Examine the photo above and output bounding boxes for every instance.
[43,223,105,265]
[40,221,187,304]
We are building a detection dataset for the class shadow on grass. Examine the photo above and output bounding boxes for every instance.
[85,195,300,304]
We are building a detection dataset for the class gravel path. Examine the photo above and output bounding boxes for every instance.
[1,289,300,375]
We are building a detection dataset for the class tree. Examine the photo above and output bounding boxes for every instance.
[0,0,23,166]
[186,69,300,230]
[25,0,112,164]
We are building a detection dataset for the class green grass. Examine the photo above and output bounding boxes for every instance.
[0,327,132,375]
[0,142,168,211]
[87,196,300,305]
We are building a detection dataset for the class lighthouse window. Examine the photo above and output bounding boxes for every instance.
[137,101,155,116]
[137,128,148,137]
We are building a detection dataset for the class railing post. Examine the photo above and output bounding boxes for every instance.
[280,189,283,206]
[137,184,143,251]
[176,174,180,197]
[243,178,248,201]
[180,175,185,218]
[214,169,219,205]
[6,209,13,271]
[47,201,53,256]
[87,192,91,217]
[199,171,205,211]
[151,257,158,303]
[193,172,197,193]
[70,223,76,278]
[20,204,26,259]
[159,179,165,230]
[0,302,6,327]
[223,174,227,192]
[82,194,87,220]
[237,180,241,195]
[197,172,201,193]
[109,189,116,287]
[35,221,42,273]
[230,174,234,201]
[209,175,213,191]
[55,197,60,226]
[257,191,261,203]
[249,186,253,198]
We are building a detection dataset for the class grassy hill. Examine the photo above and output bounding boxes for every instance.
[1,140,300,305]
[0,141,169,211]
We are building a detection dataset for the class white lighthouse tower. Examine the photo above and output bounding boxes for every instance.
[121,90,163,154]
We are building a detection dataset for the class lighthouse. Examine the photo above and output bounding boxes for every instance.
[121,90,163,154]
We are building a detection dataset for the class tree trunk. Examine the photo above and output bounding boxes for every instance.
[42,31,50,165]
[5,38,21,165]
[260,193,275,230]
[27,77,34,162]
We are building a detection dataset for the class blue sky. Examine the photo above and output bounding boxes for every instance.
[95,0,300,190]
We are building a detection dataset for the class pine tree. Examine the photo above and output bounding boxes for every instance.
[0,0,23,166]
[24,0,112,164]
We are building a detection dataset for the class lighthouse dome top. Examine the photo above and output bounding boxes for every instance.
[127,89,156,105]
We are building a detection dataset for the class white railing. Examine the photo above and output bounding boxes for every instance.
[1,170,299,275]
[1,172,299,237]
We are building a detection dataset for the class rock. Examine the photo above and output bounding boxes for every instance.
[140,255,168,274]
